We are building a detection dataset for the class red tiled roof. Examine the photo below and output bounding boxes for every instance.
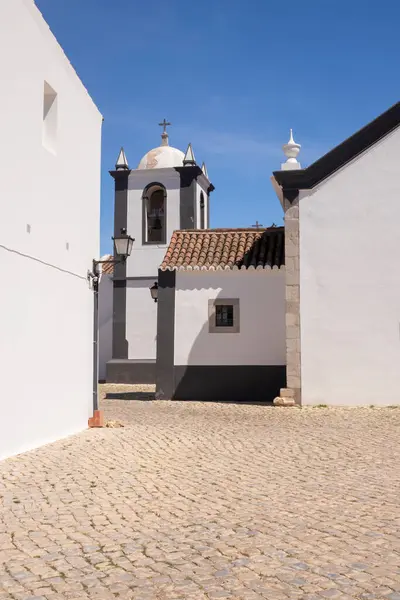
[102,261,114,275]
[100,255,114,275]
[160,228,284,271]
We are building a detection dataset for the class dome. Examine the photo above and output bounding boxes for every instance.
[137,144,185,170]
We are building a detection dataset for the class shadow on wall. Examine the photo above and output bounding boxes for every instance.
[171,278,286,403]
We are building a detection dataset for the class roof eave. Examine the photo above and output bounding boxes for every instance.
[159,266,284,273]
[109,169,131,180]
[174,165,215,191]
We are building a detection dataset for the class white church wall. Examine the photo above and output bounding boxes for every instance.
[98,274,113,381]
[126,169,181,277]
[174,270,286,366]
[0,0,102,459]
[126,279,158,360]
[299,126,400,406]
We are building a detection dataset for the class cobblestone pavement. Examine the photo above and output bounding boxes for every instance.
[1,385,400,600]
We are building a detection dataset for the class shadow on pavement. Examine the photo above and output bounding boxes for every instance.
[105,392,273,406]
[105,392,156,401]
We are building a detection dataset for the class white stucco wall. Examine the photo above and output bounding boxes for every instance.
[174,271,286,366]
[126,279,158,360]
[0,0,102,459]
[299,126,400,406]
[98,274,113,381]
[126,169,181,277]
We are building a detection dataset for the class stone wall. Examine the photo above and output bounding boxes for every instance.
[284,197,301,404]
[274,195,301,406]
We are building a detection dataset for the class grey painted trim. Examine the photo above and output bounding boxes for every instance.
[155,269,176,399]
[174,166,215,229]
[106,359,156,384]
[200,191,205,229]
[193,181,197,229]
[175,166,199,229]
[109,169,131,180]
[113,281,128,359]
[208,298,240,333]
[112,172,129,359]
[113,275,158,282]
[179,179,196,229]
[142,182,167,245]
[173,365,286,402]
[196,172,213,193]
[174,165,202,187]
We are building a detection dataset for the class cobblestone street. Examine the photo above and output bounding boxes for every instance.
[1,385,400,600]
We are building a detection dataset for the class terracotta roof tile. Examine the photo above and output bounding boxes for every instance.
[100,254,114,275]
[160,228,284,271]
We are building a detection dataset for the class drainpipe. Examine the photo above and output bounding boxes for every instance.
[93,260,99,412]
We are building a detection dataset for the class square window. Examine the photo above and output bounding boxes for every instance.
[208,298,240,333]
[215,304,234,327]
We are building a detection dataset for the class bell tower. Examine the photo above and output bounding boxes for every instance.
[107,121,214,384]
[114,121,214,279]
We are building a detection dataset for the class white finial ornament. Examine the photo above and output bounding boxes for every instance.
[183,143,196,166]
[115,147,129,170]
[201,162,209,179]
[281,128,301,171]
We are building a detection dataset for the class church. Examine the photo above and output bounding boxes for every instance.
[106,121,214,385]
[105,101,400,406]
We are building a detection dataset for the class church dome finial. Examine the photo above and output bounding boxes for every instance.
[159,118,171,147]
[281,128,301,170]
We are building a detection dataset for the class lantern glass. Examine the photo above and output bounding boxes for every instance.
[113,229,134,259]
[150,282,158,302]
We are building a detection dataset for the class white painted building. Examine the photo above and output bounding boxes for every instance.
[155,230,286,402]
[106,124,213,383]
[272,101,400,406]
[0,0,102,459]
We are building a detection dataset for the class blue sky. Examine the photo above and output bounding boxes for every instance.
[36,0,399,255]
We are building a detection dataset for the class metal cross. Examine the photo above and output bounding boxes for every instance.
[252,220,263,229]
[159,118,171,133]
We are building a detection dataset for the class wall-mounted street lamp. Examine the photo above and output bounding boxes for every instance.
[89,228,134,292]
[112,228,135,262]
[150,281,158,303]
[88,228,134,425]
